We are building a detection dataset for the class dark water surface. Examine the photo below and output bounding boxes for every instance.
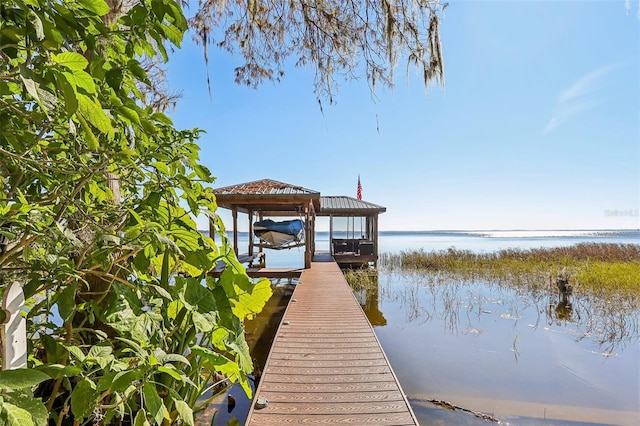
[203,230,639,425]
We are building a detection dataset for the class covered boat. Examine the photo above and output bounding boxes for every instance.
[253,219,305,249]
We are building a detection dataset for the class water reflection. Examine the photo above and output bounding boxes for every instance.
[245,278,297,374]
[197,279,295,426]
[552,296,574,322]
[351,271,387,326]
[371,270,640,425]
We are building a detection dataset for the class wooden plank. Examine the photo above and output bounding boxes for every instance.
[245,268,303,278]
[274,336,378,343]
[267,358,390,368]
[263,365,392,375]
[248,412,416,425]
[254,400,411,415]
[253,381,402,393]
[272,341,381,349]
[245,259,417,425]
[261,391,405,403]
[268,352,387,361]
[269,346,383,354]
[260,373,394,384]
[276,332,378,339]
[209,267,302,279]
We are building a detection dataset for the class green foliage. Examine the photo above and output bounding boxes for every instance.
[0,370,50,390]
[0,0,272,424]
[344,269,378,292]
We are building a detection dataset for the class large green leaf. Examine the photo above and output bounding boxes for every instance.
[63,70,96,94]
[64,344,85,362]
[56,72,78,115]
[77,0,110,15]
[142,383,167,426]
[161,23,183,47]
[87,344,114,369]
[133,409,151,426]
[57,284,77,322]
[0,391,47,426]
[77,113,100,149]
[19,76,45,112]
[108,307,163,343]
[191,346,252,398]
[219,270,272,321]
[190,346,239,379]
[77,93,113,136]
[173,400,194,426]
[157,365,183,382]
[226,327,253,373]
[27,10,44,40]
[35,364,81,380]
[167,228,201,251]
[182,278,217,313]
[191,311,218,333]
[0,400,33,426]
[210,284,234,329]
[110,370,143,393]
[70,379,99,419]
[51,52,88,72]
[0,370,49,390]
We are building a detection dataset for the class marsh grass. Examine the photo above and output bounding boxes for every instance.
[380,243,640,299]
[343,269,379,292]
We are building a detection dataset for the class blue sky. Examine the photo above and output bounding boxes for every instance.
[167,1,639,231]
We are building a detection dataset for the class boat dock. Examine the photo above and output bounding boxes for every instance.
[245,254,417,425]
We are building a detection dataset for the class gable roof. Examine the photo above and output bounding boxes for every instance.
[214,179,320,196]
[318,196,386,215]
[213,179,320,214]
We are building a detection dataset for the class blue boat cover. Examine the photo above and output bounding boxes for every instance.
[253,219,304,236]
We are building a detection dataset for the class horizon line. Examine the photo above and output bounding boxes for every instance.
[203,228,639,233]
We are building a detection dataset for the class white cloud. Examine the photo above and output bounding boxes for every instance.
[542,64,619,135]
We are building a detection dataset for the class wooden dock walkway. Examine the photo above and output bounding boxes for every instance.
[245,255,417,425]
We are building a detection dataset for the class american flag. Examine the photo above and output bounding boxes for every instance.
[357,175,362,200]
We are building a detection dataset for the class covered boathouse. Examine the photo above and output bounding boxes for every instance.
[212,179,386,269]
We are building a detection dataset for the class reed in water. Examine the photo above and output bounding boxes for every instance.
[379,243,640,299]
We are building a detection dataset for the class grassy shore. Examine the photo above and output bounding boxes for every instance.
[378,243,640,299]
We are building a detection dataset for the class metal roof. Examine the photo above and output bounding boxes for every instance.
[212,180,385,216]
[213,179,320,196]
[319,196,386,215]
[213,179,321,214]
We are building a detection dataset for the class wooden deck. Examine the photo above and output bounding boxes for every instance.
[209,253,303,279]
[245,255,417,425]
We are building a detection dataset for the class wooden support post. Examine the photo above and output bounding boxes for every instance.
[257,212,264,264]
[1,281,27,370]
[329,215,334,255]
[310,206,315,258]
[232,207,238,256]
[304,203,311,269]
[248,210,254,256]
[373,215,379,268]
[305,200,316,267]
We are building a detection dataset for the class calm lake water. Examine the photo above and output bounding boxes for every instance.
[205,230,640,426]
